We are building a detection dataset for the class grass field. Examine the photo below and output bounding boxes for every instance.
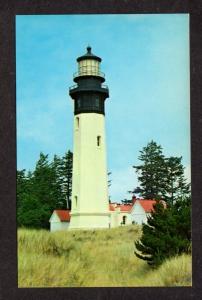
[18,225,192,287]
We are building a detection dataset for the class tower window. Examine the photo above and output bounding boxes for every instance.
[77,99,81,108]
[95,97,99,108]
[97,136,101,147]
[75,196,78,207]
[76,117,79,129]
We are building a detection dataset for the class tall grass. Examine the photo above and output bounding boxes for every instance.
[18,225,191,287]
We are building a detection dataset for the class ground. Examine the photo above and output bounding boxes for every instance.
[18,225,192,287]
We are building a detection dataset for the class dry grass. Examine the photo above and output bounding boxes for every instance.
[18,225,192,287]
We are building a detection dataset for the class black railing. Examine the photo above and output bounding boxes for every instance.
[69,83,108,91]
[69,84,78,91]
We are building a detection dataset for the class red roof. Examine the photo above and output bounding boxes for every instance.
[109,203,132,212]
[137,200,156,213]
[109,204,115,211]
[54,200,165,221]
[55,210,71,222]
[119,204,132,212]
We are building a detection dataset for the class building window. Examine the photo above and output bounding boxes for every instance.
[122,215,127,225]
[97,136,101,147]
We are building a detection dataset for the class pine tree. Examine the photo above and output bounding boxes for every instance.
[51,155,66,209]
[121,198,133,204]
[133,141,167,200]
[164,156,190,205]
[134,197,191,267]
[17,151,74,228]
[17,167,50,229]
[32,153,57,210]
[25,152,61,228]
[133,141,190,205]
[17,169,33,226]
[17,169,27,211]
[17,193,50,229]
[59,151,73,210]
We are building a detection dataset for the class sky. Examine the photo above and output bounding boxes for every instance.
[16,14,190,202]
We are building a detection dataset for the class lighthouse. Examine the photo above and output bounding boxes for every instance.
[69,46,110,229]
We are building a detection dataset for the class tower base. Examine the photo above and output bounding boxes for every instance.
[69,212,110,230]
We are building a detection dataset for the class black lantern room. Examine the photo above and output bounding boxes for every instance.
[69,46,109,115]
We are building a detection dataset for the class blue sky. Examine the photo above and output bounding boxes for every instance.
[16,14,190,202]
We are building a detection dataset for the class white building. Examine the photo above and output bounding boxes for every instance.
[49,210,70,232]
[130,199,157,225]
[109,198,157,227]
[109,203,132,227]
[49,197,162,231]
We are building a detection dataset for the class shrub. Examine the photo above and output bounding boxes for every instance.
[134,197,191,267]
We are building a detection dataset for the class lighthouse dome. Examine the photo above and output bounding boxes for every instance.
[77,46,102,62]
[75,46,103,78]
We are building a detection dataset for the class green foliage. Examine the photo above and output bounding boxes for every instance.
[32,153,62,210]
[133,141,191,267]
[135,197,191,267]
[133,141,190,204]
[60,151,73,210]
[17,151,73,229]
[17,169,29,211]
[133,141,167,200]
[121,199,133,204]
[18,197,51,229]
[164,156,190,205]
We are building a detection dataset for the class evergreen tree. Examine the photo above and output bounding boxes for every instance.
[134,197,191,267]
[133,141,190,205]
[51,155,66,209]
[32,153,58,211]
[17,151,73,229]
[17,193,50,229]
[164,156,190,205]
[59,151,73,210]
[17,169,27,211]
[121,199,133,204]
[17,169,33,226]
[133,187,142,197]
[133,141,167,200]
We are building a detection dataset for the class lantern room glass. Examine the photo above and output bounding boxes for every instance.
[78,59,100,76]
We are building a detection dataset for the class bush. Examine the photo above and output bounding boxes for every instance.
[134,197,191,267]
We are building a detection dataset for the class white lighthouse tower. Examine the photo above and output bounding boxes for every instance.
[69,46,110,229]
